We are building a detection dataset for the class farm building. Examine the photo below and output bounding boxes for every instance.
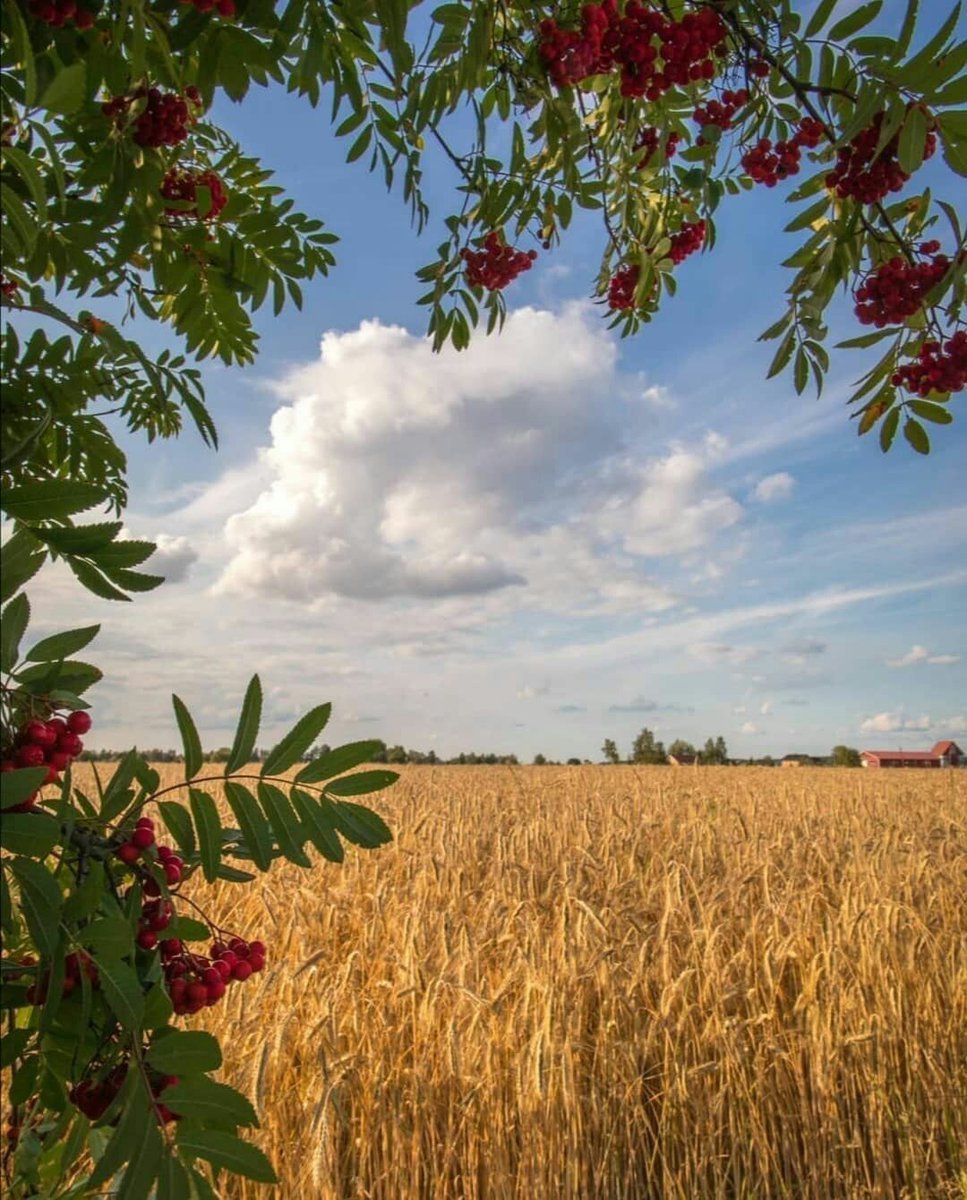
[667,752,698,766]
[860,740,962,769]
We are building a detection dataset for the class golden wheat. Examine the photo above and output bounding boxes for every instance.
[102,767,967,1196]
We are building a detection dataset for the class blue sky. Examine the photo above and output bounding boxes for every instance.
[23,19,967,761]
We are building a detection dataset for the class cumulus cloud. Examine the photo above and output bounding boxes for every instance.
[740,721,760,734]
[887,645,961,668]
[860,710,933,734]
[212,307,730,617]
[753,472,795,503]
[759,700,772,715]
[149,534,199,584]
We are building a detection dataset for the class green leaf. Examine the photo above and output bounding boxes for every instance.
[880,406,901,451]
[100,750,141,822]
[142,982,174,1030]
[14,658,102,696]
[164,915,210,943]
[223,782,273,872]
[1,481,108,522]
[66,558,131,603]
[0,766,49,811]
[257,783,311,867]
[908,400,953,423]
[897,106,929,174]
[172,695,204,780]
[117,1119,164,1200]
[8,858,61,957]
[26,624,100,663]
[0,1027,32,1069]
[156,1151,192,1200]
[147,1030,223,1076]
[805,0,839,36]
[83,916,134,958]
[261,703,332,777]
[346,124,373,163]
[828,0,882,40]
[0,812,60,858]
[176,1129,277,1184]
[326,799,393,848]
[324,770,399,797]
[97,957,145,1029]
[39,62,87,114]
[189,788,223,882]
[295,739,383,784]
[227,675,262,773]
[0,593,30,673]
[0,530,47,604]
[158,801,196,856]
[290,789,344,862]
[163,1077,258,1128]
[903,416,930,454]
[88,1072,150,1187]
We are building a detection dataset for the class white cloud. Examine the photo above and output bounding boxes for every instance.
[860,710,933,734]
[887,645,962,668]
[759,700,772,715]
[937,715,967,734]
[740,721,760,734]
[753,472,795,503]
[150,534,198,584]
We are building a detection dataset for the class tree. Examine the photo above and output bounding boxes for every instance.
[631,727,667,764]
[387,744,409,764]
[701,736,729,765]
[601,737,621,764]
[2,2,964,1194]
[668,738,697,759]
[832,744,862,767]
[533,752,548,764]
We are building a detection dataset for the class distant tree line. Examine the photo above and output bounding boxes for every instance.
[599,729,729,765]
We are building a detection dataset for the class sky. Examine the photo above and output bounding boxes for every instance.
[20,8,967,761]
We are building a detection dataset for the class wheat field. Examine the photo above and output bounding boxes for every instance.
[121,767,967,1196]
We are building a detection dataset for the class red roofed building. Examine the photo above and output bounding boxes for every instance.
[860,741,962,768]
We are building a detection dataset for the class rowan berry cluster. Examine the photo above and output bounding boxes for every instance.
[162,935,266,1015]
[668,219,706,264]
[0,710,92,812]
[854,243,949,328]
[539,0,727,99]
[608,263,643,310]
[69,1064,181,1124]
[741,116,824,186]
[0,277,17,299]
[161,168,228,221]
[461,232,537,290]
[693,88,749,131]
[26,0,94,28]
[635,126,679,167]
[16,950,98,1005]
[115,817,184,884]
[179,0,236,16]
[103,87,202,148]
[892,332,967,397]
[826,112,936,203]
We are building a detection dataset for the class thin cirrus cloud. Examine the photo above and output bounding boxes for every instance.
[886,645,961,668]
[211,306,745,618]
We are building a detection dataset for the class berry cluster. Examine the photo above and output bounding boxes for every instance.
[18,950,98,1005]
[161,168,228,222]
[461,232,537,290]
[892,332,967,397]
[1,710,92,811]
[635,126,679,167]
[608,263,644,310]
[103,87,202,149]
[0,277,18,299]
[162,936,266,1015]
[69,1064,181,1124]
[741,116,824,187]
[26,0,94,28]
[115,818,184,883]
[179,0,236,16]
[693,88,750,132]
[854,243,949,328]
[826,112,936,203]
[668,219,707,264]
[539,0,727,99]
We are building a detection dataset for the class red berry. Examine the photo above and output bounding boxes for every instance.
[56,732,83,757]
[17,743,46,768]
[66,710,92,735]
[187,981,208,1005]
[231,960,253,982]
[137,930,159,951]
[132,827,155,850]
[117,843,141,865]
[164,862,182,885]
[22,720,55,747]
